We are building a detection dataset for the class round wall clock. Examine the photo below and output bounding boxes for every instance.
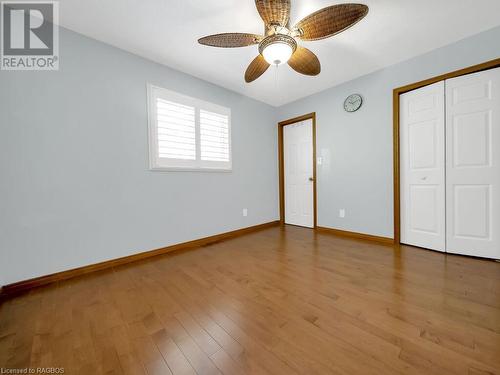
[344,94,363,112]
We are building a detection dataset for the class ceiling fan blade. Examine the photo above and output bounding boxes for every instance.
[245,55,270,83]
[198,33,263,48]
[288,46,321,76]
[255,0,291,27]
[294,4,368,41]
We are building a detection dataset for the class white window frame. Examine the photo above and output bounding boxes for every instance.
[147,84,232,172]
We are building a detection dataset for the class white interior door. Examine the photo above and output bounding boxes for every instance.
[400,81,446,251]
[284,119,314,228]
[445,67,500,259]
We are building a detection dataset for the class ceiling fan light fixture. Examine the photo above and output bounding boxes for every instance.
[263,42,293,65]
[259,34,297,66]
[198,2,369,82]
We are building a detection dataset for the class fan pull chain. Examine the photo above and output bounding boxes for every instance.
[274,64,279,90]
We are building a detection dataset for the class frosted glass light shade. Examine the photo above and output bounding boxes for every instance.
[262,42,293,65]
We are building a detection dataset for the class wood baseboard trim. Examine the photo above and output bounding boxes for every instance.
[316,226,394,245]
[0,220,280,298]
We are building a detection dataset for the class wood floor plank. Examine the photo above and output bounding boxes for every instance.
[210,348,247,375]
[210,246,497,373]
[161,317,221,375]
[127,320,173,375]
[151,329,197,375]
[1,225,499,374]
[190,265,399,375]
[209,260,417,374]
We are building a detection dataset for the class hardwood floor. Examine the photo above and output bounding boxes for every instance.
[1,225,499,374]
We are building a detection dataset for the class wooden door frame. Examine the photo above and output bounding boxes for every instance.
[278,112,317,228]
[393,58,500,244]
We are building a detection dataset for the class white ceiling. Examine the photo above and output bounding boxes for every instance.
[57,0,500,106]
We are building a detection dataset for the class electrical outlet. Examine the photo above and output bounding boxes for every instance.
[242,208,248,217]
[339,209,346,218]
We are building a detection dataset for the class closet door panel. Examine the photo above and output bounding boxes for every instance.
[446,67,500,259]
[400,81,446,251]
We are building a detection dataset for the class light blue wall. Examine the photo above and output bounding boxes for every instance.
[276,26,500,238]
[0,28,279,285]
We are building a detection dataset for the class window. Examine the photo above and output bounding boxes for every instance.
[148,84,231,171]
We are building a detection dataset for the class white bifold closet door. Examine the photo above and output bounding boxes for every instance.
[400,67,500,259]
[400,81,446,252]
[445,68,500,259]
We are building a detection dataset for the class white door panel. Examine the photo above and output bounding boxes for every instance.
[284,120,314,228]
[400,81,446,251]
[445,67,500,259]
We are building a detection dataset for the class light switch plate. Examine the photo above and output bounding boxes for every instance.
[243,208,248,217]
[339,209,346,218]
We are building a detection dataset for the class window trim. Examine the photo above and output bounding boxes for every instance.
[147,83,232,172]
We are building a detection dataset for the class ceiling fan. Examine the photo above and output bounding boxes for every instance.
[198,1,369,83]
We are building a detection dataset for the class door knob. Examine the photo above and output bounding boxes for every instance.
[309,177,314,182]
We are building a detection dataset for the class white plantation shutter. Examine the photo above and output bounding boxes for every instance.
[200,110,230,162]
[156,98,196,160]
[148,85,232,170]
